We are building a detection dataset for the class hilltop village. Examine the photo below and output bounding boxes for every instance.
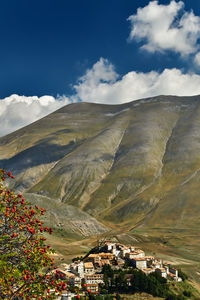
[56,240,182,299]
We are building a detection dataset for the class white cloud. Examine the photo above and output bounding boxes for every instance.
[73,58,200,104]
[0,94,71,137]
[2,58,200,137]
[73,58,118,103]
[194,52,200,66]
[127,0,200,56]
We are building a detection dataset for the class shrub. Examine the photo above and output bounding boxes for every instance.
[0,169,67,299]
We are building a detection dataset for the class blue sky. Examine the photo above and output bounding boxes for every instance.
[0,0,199,97]
[1,0,200,136]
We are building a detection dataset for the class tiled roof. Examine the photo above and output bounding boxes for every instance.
[87,284,98,287]
[168,272,177,277]
[84,262,94,268]
[88,254,99,258]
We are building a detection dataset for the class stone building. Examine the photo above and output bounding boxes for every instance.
[132,258,147,270]
[125,249,145,260]
[84,274,104,285]
[84,262,95,274]
[155,267,167,278]
[86,283,99,293]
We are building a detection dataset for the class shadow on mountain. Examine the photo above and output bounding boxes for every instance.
[0,136,78,172]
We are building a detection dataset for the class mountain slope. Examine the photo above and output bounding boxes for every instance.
[1,95,200,242]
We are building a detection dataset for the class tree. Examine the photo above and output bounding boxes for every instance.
[115,272,127,292]
[0,169,67,299]
[103,273,109,290]
[130,270,170,298]
[183,290,192,297]
[177,269,188,281]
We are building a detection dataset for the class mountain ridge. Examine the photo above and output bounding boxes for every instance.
[1,95,200,248]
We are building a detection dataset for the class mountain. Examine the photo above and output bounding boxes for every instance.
[1,95,200,263]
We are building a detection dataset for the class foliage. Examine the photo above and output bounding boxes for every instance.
[166,294,179,300]
[123,258,134,269]
[0,169,67,299]
[183,289,192,297]
[177,269,188,281]
[102,265,114,278]
[130,269,171,298]
[166,295,187,300]
[72,256,83,262]
[88,295,96,300]
[100,264,178,299]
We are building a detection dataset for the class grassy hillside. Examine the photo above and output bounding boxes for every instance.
[1,95,200,287]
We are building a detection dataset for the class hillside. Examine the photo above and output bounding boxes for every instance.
[1,95,200,267]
